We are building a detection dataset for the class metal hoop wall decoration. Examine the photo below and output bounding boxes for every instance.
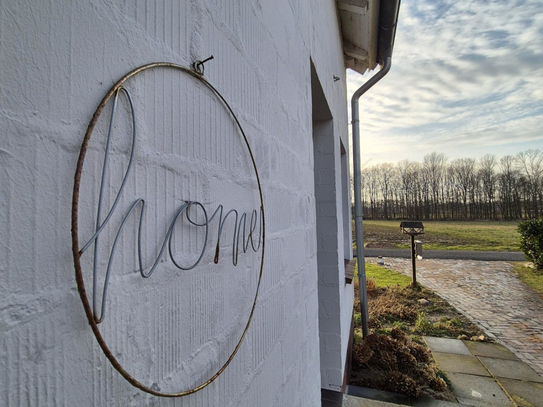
[71,61,265,397]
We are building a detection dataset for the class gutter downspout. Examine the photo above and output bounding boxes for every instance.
[352,0,400,338]
[351,57,392,338]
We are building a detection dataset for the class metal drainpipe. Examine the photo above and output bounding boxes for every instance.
[351,56,392,337]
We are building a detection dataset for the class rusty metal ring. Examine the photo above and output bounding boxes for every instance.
[71,62,265,397]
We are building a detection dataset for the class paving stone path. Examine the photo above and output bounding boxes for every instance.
[365,257,543,377]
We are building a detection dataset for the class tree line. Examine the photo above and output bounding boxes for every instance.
[358,149,543,220]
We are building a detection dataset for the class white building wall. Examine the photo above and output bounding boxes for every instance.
[0,0,353,406]
[310,1,356,392]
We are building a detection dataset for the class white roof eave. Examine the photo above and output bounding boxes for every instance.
[338,0,380,74]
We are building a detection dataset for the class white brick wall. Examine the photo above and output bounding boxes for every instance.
[1,0,354,405]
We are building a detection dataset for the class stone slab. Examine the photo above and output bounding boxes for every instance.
[478,356,543,383]
[322,398,342,407]
[499,378,543,407]
[462,341,519,361]
[424,337,472,356]
[456,397,510,407]
[322,388,343,407]
[345,385,410,405]
[412,398,463,407]
[447,372,513,406]
[343,394,408,407]
[432,352,490,376]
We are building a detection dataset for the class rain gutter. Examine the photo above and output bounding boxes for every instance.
[351,0,401,338]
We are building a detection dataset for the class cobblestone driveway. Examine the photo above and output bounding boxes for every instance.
[365,257,543,376]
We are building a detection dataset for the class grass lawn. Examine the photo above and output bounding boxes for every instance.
[362,220,520,251]
[363,262,412,287]
[513,262,543,295]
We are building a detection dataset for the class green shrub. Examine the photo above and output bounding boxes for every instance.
[518,219,543,270]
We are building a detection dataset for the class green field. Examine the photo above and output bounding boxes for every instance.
[362,220,520,252]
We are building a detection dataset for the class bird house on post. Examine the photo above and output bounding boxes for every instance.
[400,221,424,236]
[400,222,424,287]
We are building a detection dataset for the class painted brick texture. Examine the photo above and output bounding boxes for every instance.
[1,0,353,406]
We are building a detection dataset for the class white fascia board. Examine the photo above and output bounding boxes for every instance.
[337,0,380,74]
[338,1,368,15]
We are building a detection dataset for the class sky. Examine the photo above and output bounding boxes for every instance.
[346,0,543,166]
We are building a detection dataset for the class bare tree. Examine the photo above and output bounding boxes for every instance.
[398,160,414,218]
[498,155,521,219]
[516,149,543,218]
[423,152,448,219]
[479,154,497,219]
[451,158,476,219]
[356,149,542,221]
[376,163,395,219]
[362,167,379,219]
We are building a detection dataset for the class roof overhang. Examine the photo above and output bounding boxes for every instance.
[338,0,380,74]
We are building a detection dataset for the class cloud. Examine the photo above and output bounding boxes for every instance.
[347,0,543,164]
